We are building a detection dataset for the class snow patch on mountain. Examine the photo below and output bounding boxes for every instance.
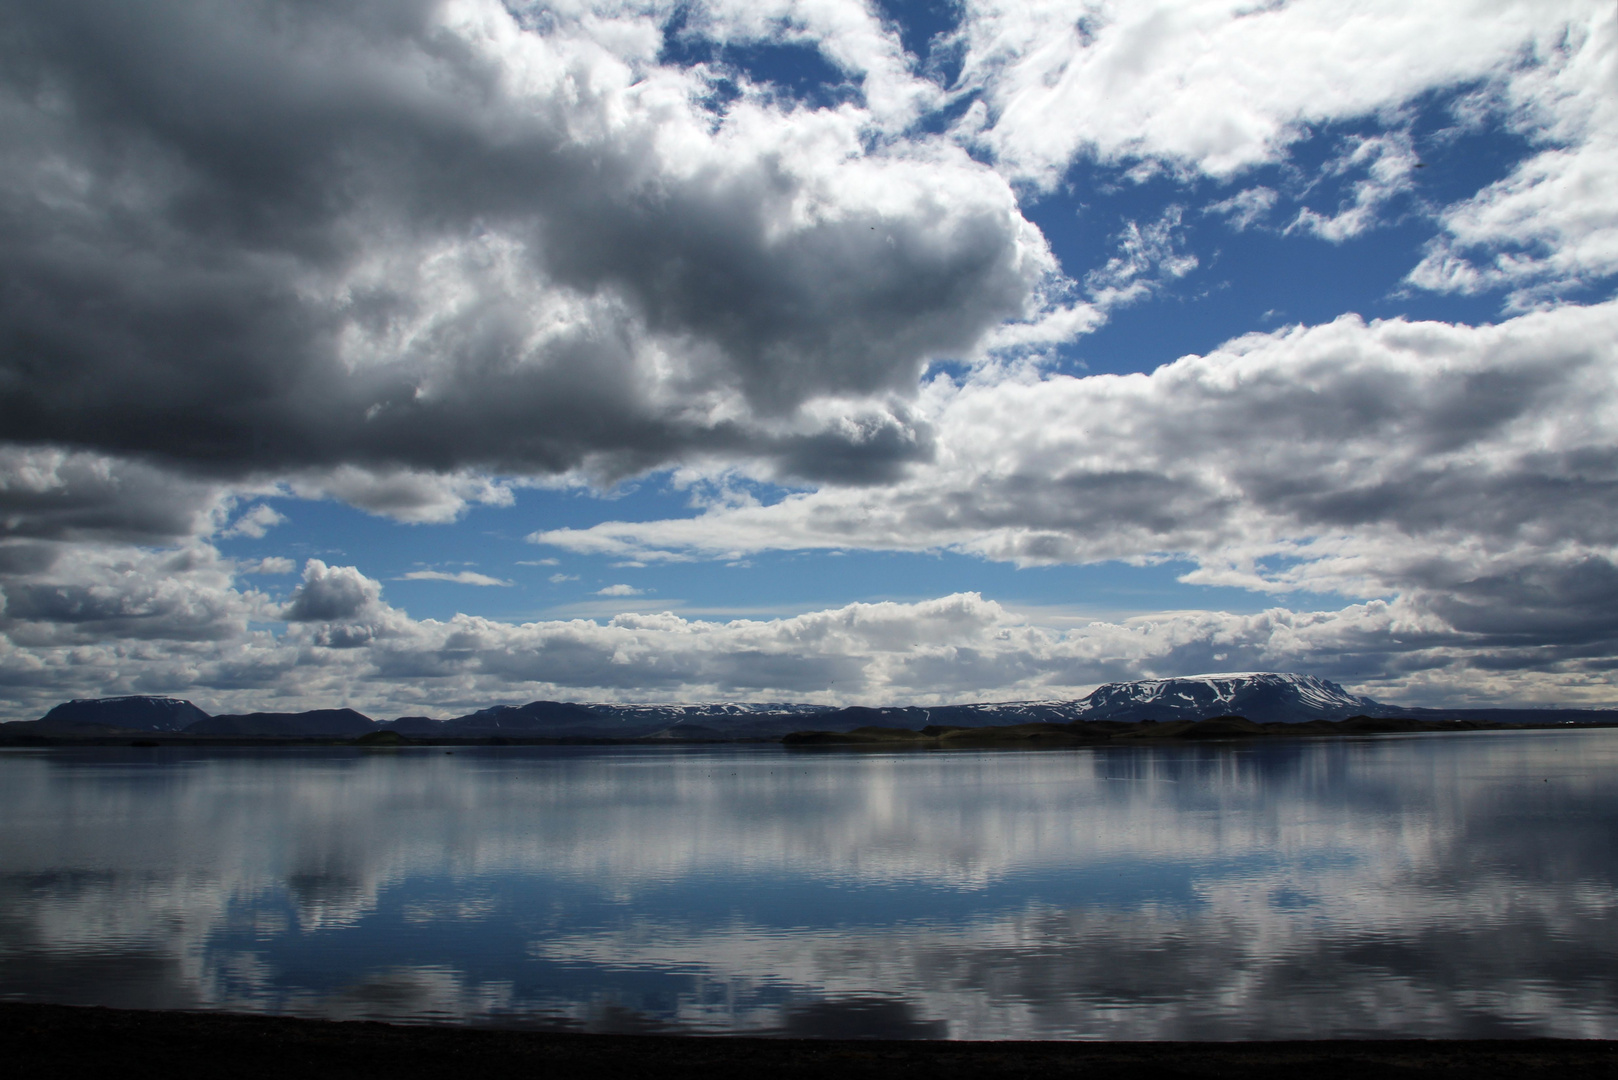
[1075,672,1392,724]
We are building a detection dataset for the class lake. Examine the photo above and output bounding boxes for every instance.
[1,728,1614,1040]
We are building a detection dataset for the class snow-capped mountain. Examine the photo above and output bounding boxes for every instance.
[790,675,1395,730]
[1074,672,1394,724]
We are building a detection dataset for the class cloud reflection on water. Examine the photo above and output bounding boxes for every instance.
[0,731,1613,1038]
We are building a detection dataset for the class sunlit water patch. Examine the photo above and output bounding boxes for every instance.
[1,730,1614,1039]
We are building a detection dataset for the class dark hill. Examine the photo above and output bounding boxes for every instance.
[185,709,375,737]
[384,716,447,736]
[34,696,210,732]
[1176,715,1268,739]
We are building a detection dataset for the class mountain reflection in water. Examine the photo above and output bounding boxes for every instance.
[0,729,1614,1040]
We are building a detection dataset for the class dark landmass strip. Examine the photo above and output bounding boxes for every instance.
[5,680,1618,747]
[4,711,1617,748]
[780,714,1618,747]
[3,1003,1615,1080]
[0,696,836,744]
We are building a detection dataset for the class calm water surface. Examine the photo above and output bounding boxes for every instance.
[1,729,1614,1039]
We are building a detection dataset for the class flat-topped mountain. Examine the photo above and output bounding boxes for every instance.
[1072,672,1395,724]
[32,696,211,733]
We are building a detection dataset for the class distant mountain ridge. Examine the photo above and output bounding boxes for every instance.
[185,709,376,738]
[782,673,1397,730]
[1071,672,1396,724]
[7,674,1615,739]
[4,696,840,740]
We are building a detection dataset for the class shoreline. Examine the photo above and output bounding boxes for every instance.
[4,1003,1617,1078]
[3,717,1616,749]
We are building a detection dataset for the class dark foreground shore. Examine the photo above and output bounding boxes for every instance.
[4,1003,1616,1079]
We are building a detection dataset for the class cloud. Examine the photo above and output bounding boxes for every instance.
[549,573,580,584]
[534,299,1618,648]
[663,0,945,127]
[0,0,1611,718]
[1407,6,1618,308]
[1287,132,1418,242]
[1206,187,1278,232]
[0,0,1051,489]
[0,449,238,545]
[2,572,1613,722]
[0,1,1601,520]
[0,543,266,646]
[978,302,1107,355]
[286,469,519,525]
[955,0,1597,185]
[1082,206,1199,309]
[949,0,1612,304]
[399,570,512,587]
[596,584,644,596]
[222,504,287,539]
[244,557,296,576]
[281,560,384,624]
[12,288,1614,717]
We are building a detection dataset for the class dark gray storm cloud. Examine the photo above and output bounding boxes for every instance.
[0,451,230,544]
[0,0,1042,486]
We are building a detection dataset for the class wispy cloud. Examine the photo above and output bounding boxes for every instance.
[399,570,513,587]
[222,504,286,539]
[243,557,296,576]
[1207,187,1279,231]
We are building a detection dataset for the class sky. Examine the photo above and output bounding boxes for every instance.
[1,0,1616,720]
